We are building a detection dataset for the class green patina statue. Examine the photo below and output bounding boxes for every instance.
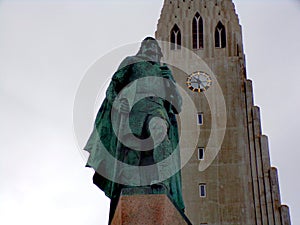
[84,37,184,224]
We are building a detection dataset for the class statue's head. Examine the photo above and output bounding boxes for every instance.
[137,37,163,62]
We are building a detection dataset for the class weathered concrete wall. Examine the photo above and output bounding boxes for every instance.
[155,0,291,224]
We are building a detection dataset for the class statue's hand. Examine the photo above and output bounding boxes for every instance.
[160,65,172,78]
[119,98,130,114]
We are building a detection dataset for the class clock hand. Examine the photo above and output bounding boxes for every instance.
[194,76,204,87]
[197,79,204,87]
[194,77,201,82]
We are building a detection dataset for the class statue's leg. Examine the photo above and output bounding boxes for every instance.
[149,117,173,191]
[117,142,141,186]
[139,148,158,186]
[108,195,119,225]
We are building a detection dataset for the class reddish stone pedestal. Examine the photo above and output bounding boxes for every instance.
[111,187,191,225]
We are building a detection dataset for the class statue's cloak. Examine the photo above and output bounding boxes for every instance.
[84,55,184,211]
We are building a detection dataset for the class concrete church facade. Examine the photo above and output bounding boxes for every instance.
[155,0,291,224]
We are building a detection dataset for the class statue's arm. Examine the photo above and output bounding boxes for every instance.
[105,57,134,104]
[169,81,182,114]
[161,65,182,114]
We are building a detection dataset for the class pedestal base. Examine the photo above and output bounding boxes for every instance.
[111,187,192,225]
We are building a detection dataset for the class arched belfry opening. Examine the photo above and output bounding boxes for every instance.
[192,12,204,49]
[170,24,181,50]
[215,21,226,48]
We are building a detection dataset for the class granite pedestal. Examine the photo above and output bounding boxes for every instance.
[111,187,192,225]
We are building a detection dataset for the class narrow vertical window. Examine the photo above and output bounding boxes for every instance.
[197,113,203,125]
[198,147,205,160]
[171,24,181,50]
[199,183,206,197]
[215,21,226,48]
[192,12,204,49]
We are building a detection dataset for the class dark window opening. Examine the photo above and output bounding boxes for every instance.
[192,12,204,49]
[199,183,206,197]
[197,113,203,125]
[198,147,205,160]
[171,24,181,50]
[215,21,226,48]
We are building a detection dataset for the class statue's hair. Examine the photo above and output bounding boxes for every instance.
[137,37,163,57]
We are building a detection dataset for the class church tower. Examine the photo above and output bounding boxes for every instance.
[155,0,291,224]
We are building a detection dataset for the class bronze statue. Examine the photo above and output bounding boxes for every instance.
[84,37,184,224]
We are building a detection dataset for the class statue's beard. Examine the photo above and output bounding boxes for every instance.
[142,50,160,62]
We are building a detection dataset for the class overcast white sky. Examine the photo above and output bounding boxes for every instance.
[0,0,299,225]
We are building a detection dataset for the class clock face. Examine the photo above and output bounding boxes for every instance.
[186,71,212,92]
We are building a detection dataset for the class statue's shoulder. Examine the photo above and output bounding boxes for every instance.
[118,56,142,70]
